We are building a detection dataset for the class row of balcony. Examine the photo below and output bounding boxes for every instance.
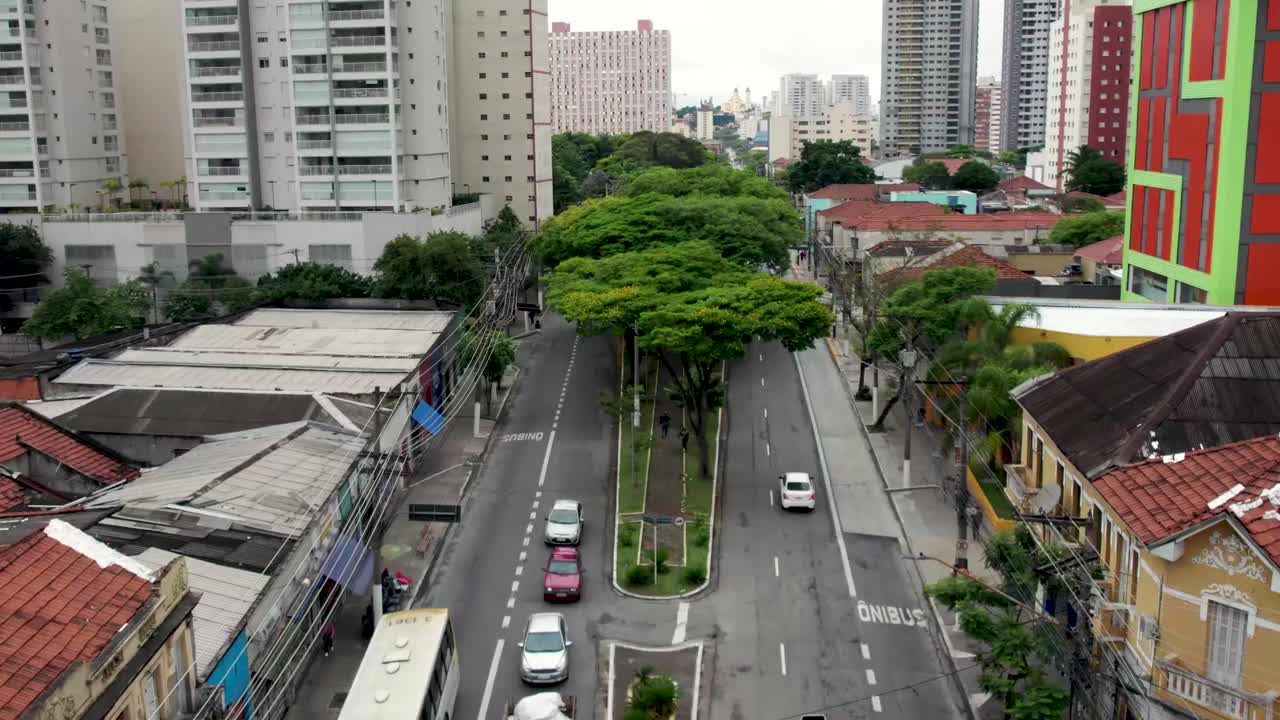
[293,62,391,75]
[298,164,393,176]
[295,113,391,126]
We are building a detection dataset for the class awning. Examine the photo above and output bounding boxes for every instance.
[318,533,375,595]
[411,400,446,435]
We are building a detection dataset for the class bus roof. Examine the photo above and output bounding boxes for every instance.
[338,608,450,720]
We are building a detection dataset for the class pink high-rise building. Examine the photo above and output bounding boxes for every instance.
[549,19,672,134]
[975,79,1003,154]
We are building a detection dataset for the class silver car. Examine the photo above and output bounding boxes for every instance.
[544,499,583,545]
[519,612,572,684]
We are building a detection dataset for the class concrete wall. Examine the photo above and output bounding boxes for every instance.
[83,432,202,468]
[115,0,185,189]
[1007,250,1075,276]
[888,191,978,215]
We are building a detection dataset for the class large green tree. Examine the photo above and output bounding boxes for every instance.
[621,164,787,201]
[604,131,709,172]
[373,231,486,307]
[1047,211,1124,248]
[0,222,52,314]
[22,270,148,341]
[784,140,877,194]
[536,193,798,273]
[1064,145,1126,196]
[904,159,953,190]
[254,262,373,305]
[165,253,254,321]
[949,161,1001,193]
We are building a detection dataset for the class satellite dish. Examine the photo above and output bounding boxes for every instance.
[1031,484,1062,514]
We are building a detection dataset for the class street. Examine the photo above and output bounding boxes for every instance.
[421,317,964,720]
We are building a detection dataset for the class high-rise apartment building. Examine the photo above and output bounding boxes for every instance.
[975,77,1002,154]
[828,74,871,114]
[768,102,876,164]
[695,107,714,141]
[450,0,553,227]
[1028,0,1131,190]
[777,73,824,117]
[180,0,451,213]
[0,0,127,212]
[880,0,979,156]
[548,19,671,135]
[1000,0,1057,152]
[1121,0,1278,307]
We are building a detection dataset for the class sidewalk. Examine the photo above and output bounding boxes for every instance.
[793,254,1003,719]
[284,363,520,720]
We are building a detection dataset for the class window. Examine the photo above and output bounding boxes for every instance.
[1207,601,1248,688]
[480,114,487,120]
[504,176,512,182]
[259,58,269,68]
[1176,282,1208,304]
[280,57,288,67]
[482,176,490,182]
[478,52,486,59]
[1128,265,1168,302]
[257,33,268,43]
[479,93,487,100]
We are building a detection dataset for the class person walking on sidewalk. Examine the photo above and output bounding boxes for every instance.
[680,426,689,451]
[322,621,335,657]
[659,412,671,438]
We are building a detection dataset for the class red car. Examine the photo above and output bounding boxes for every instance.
[543,547,582,602]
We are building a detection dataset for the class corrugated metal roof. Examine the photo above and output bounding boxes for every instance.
[170,325,439,357]
[132,548,269,680]
[111,348,419,372]
[85,423,363,537]
[20,395,104,419]
[989,302,1225,338]
[53,359,407,395]
[55,387,341,437]
[236,308,454,333]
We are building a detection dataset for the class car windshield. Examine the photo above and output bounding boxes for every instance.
[786,480,811,492]
[547,560,578,575]
[524,630,564,653]
[548,509,578,524]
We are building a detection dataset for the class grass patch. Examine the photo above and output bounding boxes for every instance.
[616,355,657,515]
[978,478,1016,519]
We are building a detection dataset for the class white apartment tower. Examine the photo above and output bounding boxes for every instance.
[880,0,979,157]
[777,73,823,117]
[0,0,127,212]
[450,0,553,228]
[548,19,671,135]
[180,0,452,213]
[827,74,871,114]
[1000,0,1057,151]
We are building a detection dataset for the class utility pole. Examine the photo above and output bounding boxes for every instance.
[954,391,971,573]
[901,345,918,488]
[286,248,301,265]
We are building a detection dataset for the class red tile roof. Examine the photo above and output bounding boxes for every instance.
[839,211,1064,232]
[866,238,956,257]
[1075,235,1125,265]
[1067,191,1125,207]
[879,244,1030,282]
[807,182,920,200]
[999,175,1053,192]
[0,476,26,512]
[1105,190,1127,205]
[819,200,950,224]
[1094,435,1280,565]
[0,405,138,486]
[0,521,153,720]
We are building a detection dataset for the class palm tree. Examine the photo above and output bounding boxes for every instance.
[128,177,149,209]
[1063,145,1103,179]
[98,177,122,211]
[172,176,188,209]
[136,262,175,323]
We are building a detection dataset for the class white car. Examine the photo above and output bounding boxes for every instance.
[544,499,583,545]
[779,472,817,511]
[519,612,572,684]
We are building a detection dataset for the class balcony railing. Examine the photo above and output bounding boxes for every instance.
[191,91,244,103]
[188,41,240,52]
[0,75,24,85]
[332,87,387,99]
[329,35,388,47]
[333,62,387,73]
[1158,661,1271,720]
[0,121,28,131]
[193,116,240,127]
[191,65,240,77]
[0,168,34,177]
[295,115,331,126]
[298,165,334,176]
[334,113,389,124]
[185,14,238,27]
[328,9,385,21]
[0,51,22,62]
[338,164,392,175]
[199,166,243,176]
[296,140,332,150]
[293,63,329,75]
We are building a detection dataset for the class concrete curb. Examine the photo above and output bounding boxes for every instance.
[605,640,706,720]
[475,365,521,462]
[817,343,979,720]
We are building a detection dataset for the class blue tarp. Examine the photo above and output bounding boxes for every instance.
[318,533,375,595]
[411,400,446,434]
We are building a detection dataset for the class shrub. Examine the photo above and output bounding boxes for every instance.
[623,710,649,720]
[624,563,652,586]
[683,565,707,585]
[619,523,638,548]
[654,548,671,575]
[629,674,679,716]
[693,528,710,547]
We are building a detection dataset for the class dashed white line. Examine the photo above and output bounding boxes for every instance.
[861,643,871,661]
[872,696,882,713]
[511,580,520,593]
[476,638,505,720]
[537,429,557,488]
[763,408,768,419]
[529,510,537,520]
[866,668,877,685]
[515,566,523,576]
[779,643,788,676]
[522,537,530,547]
[506,597,515,609]
[519,551,527,562]
[672,602,690,644]
[759,353,764,362]
[502,615,511,629]
[531,500,539,509]
[768,490,774,507]
[774,556,780,577]
[761,377,765,388]
[766,442,771,456]
[535,491,542,498]
[525,523,534,535]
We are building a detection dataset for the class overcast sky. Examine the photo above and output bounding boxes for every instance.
[547,0,1004,109]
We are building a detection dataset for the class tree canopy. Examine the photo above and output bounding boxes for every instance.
[621,164,788,201]
[866,267,998,360]
[22,270,148,341]
[254,262,373,305]
[0,222,52,314]
[1063,145,1125,196]
[784,140,877,194]
[373,231,486,307]
[552,133,621,212]
[536,192,798,273]
[604,131,709,171]
[1047,211,1125,248]
[949,161,1001,193]
[165,253,254,321]
[903,160,953,190]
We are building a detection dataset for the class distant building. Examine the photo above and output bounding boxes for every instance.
[723,87,751,115]
[1000,0,1058,152]
[975,77,1003,155]
[777,73,825,117]
[696,108,715,141]
[549,20,672,135]
[828,75,872,114]
[768,102,876,164]
[881,0,979,156]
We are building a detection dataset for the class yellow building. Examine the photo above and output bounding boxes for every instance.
[1007,312,1280,720]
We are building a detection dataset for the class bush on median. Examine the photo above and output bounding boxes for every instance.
[624,563,653,586]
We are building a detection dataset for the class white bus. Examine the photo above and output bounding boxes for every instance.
[339,608,459,720]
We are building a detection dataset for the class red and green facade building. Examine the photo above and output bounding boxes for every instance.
[1121,0,1280,304]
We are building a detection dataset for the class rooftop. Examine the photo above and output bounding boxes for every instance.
[0,403,139,486]
[806,182,920,200]
[52,360,408,396]
[84,422,365,537]
[1067,191,1125,207]
[988,299,1228,338]
[818,199,950,225]
[111,348,419,372]
[1074,235,1125,265]
[87,515,292,574]
[235,308,454,333]
[1093,435,1280,567]
[999,175,1053,192]
[133,548,269,680]
[0,519,154,720]
[879,243,1031,282]
[1015,313,1280,478]
[848,212,1064,232]
[865,238,955,257]
[169,325,438,358]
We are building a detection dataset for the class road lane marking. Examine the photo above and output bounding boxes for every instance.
[672,601,690,644]
[779,643,787,676]
[519,551,527,562]
[502,615,511,629]
[523,537,530,547]
[861,643,871,660]
[529,510,537,520]
[760,353,764,362]
[511,581,519,593]
[761,377,765,388]
[537,429,557,488]
[872,696,882,712]
[866,668,877,685]
[531,500,539,509]
[857,601,927,627]
[774,556,780,577]
[535,491,542,498]
[766,442,771,456]
[506,597,515,609]
[794,353,858,598]
[515,566,523,576]
[768,490,774,507]
[501,432,545,443]
[525,523,534,534]
[763,408,768,419]
[476,638,505,720]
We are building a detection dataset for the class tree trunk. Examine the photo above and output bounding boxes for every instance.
[655,352,713,479]
[871,380,904,429]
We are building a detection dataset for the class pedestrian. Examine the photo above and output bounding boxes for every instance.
[916,406,927,428]
[680,426,689,450]
[322,621,335,657]
[659,412,671,438]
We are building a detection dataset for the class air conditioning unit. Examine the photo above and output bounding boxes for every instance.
[1139,614,1160,641]
[1110,607,1130,630]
